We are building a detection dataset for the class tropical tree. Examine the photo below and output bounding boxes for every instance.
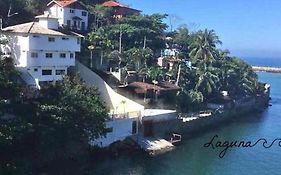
[88,4,114,31]
[0,38,21,100]
[88,27,114,68]
[173,26,190,59]
[124,47,153,71]
[194,66,220,98]
[38,75,108,145]
[189,29,222,65]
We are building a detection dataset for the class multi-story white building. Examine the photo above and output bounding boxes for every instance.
[46,0,88,31]
[1,13,83,88]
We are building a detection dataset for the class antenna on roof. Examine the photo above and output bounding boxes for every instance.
[7,4,19,18]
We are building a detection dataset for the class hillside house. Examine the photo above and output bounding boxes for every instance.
[1,13,83,88]
[101,0,141,19]
[46,0,88,31]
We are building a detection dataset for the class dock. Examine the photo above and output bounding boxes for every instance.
[131,136,175,155]
[252,66,281,73]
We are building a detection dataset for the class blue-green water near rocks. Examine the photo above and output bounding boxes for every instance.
[88,58,281,175]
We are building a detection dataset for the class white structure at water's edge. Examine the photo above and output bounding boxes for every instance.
[0,13,83,88]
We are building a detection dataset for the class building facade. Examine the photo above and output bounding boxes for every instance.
[1,14,82,88]
[47,0,88,31]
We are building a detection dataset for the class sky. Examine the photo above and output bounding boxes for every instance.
[120,0,281,59]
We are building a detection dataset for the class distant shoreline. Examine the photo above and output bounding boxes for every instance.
[252,66,281,73]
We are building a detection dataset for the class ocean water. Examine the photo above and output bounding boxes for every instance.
[242,57,281,67]
[85,58,281,175]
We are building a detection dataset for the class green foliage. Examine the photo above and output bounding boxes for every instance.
[175,29,260,111]
[0,57,21,100]
[87,14,168,60]
[38,75,108,143]
[124,47,153,71]
[189,29,222,64]
[0,75,108,173]
[146,66,164,81]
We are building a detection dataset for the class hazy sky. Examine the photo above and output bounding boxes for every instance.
[121,0,281,58]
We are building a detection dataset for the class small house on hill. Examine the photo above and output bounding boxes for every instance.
[101,0,141,19]
[46,0,89,31]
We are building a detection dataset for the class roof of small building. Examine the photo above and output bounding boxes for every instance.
[1,22,83,37]
[47,0,86,9]
[102,0,128,7]
[128,82,162,91]
[102,0,141,12]
[127,81,180,94]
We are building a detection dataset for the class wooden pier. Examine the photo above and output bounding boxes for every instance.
[131,136,175,155]
[252,66,281,73]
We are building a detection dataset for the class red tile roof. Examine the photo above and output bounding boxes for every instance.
[48,0,77,8]
[101,1,128,8]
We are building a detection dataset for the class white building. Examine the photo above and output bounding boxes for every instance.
[46,0,88,31]
[1,13,83,88]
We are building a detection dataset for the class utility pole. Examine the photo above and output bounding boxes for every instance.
[143,35,146,49]
[119,25,122,53]
[176,63,181,86]
[0,18,2,30]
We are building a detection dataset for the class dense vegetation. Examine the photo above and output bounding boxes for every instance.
[86,13,262,112]
[0,41,108,173]
[0,0,264,173]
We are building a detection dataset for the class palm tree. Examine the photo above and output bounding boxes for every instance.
[189,29,222,65]
[194,65,220,98]
[88,27,113,69]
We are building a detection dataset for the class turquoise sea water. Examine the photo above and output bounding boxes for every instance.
[243,57,281,67]
[87,58,281,175]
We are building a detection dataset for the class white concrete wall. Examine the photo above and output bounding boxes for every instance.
[2,32,80,82]
[26,51,75,67]
[63,7,88,30]
[1,34,29,67]
[76,61,144,117]
[38,18,59,30]
[90,118,138,147]
[47,5,64,25]
[143,109,177,122]
[27,66,67,82]
[29,34,80,52]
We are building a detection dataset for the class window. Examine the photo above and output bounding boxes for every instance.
[78,21,80,28]
[42,69,52,75]
[55,69,65,75]
[74,21,77,27]
[67,20,71,27]
[70,53,74,58]
[82,11,87,16]
[62,37,69,40]
[48,37,55,42]
[60,53,66,58]
[33,35,40,38]
[81,22,85,30]
[77,38,80,44]
[34,68,38,72]
[132,121,137,134]
[70,9,74,13]
[45,53,53,58]
[31,52,38,58]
